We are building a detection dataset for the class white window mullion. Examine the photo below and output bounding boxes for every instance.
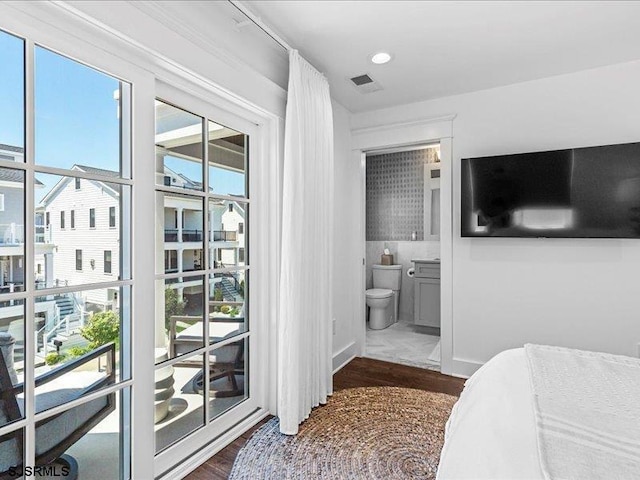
[202,117,211,424]
[23,36,36,469]
[130,72,157,480]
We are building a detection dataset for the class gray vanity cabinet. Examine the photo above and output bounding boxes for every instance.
[413,262,441,328]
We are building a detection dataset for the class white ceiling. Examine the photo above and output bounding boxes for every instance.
[244,1,640,113]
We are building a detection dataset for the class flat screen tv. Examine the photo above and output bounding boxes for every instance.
[461,142,640,238]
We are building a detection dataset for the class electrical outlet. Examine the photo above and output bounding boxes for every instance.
[332,318,336,335]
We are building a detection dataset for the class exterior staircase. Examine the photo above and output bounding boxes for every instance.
[219,278,240,302]
[36,295,85,359]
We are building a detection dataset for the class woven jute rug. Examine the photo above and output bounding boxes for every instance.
[229,386,457,479]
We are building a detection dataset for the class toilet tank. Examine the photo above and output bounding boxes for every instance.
[372,264,402,290]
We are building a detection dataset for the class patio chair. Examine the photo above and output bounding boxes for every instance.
[167,313,245,398]
[0,332,116,479]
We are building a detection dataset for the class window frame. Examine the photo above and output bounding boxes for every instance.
[0,21,140,479]
[70,209,75,229]
[109,205,116,228]
[89,207,96,228]
[75,249,82,271]
[104,250,112,274]
[0,8,279,478]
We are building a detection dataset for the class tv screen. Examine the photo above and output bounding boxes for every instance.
[461,142,640,238]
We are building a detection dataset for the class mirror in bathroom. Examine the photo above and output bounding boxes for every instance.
[424,162,441,240]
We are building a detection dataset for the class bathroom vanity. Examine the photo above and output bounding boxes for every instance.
[412,260,440,329]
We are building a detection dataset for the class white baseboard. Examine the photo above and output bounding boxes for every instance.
[332,341,358,374]
[451,358,483,379]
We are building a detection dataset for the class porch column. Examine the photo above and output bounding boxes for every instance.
[45,253,54,289]
[177,207,183,242]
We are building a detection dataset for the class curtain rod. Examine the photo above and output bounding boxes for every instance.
[228,0,293,53]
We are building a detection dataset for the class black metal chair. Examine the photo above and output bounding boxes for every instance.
[0,339,116,479]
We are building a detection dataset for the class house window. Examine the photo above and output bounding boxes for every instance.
[75,177,81,190]
[104,250,112,274]
[164,250,177,272]
[45,212,50,226]
[75,249,82,271]
[238,222,244,234]
[70,209,75,229]
[109,206,116,228]
[60,211,65,229]
[228,203,233,212]
[89,208,96,228]
[239,247,245,263]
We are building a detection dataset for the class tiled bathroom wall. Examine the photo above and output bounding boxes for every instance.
[366,147,439,241]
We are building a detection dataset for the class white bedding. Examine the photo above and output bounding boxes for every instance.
[437,346,640,480]
[437,348,544,479]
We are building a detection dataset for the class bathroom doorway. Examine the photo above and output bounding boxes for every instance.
[363,144,442,371]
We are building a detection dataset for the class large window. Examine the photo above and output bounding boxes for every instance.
[154,100,249,454]
[0,29,132,479]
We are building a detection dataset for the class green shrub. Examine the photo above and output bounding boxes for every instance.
[67,346,92,358]
[165,288,185,331]
[81,311,119,349]
[45,352,66,366]
[220,305,231,314]
[239,280,245,299]
[229,307,240,318]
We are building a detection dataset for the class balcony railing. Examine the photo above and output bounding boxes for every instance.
[165,229,178,242]
[164,229,203,242]
[182,230,202,242]
[0,224,52,244]
[0,223,24,245]
[212,230,237,242]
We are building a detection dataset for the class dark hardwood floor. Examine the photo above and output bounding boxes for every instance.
[185,357,465,479]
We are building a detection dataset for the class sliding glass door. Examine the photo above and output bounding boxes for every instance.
[152,88,260,473]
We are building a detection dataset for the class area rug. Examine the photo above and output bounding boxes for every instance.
[229,386,457,479]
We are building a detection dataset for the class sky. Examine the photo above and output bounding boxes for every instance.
[0,29,245,204]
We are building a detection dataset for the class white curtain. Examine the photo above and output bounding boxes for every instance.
[277,50,334,435]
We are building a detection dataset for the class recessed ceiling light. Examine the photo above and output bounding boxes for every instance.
[370,52,392,65]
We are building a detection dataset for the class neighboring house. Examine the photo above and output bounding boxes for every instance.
[39,164,121,310]
[211,199,246,269]
[0,144,56,363]
[162,169,246,305]
[0,144,54,291]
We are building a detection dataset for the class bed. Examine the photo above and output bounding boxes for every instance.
[437,345,640,480]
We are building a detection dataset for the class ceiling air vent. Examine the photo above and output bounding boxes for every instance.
[349,73,383,94]
[351,74,374,86]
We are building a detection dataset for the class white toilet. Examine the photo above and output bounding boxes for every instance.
[366,264,402,330]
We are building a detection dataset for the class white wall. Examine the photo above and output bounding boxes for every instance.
[353,60,640,375]
[332,100,360,370]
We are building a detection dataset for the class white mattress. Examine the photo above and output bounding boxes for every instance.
[437,348,544,479]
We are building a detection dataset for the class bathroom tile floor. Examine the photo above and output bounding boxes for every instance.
[364,320,441,370]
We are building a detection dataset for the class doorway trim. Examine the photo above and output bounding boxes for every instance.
[352,115,455,375]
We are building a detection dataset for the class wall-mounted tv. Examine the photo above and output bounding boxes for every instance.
[461,142,640,238]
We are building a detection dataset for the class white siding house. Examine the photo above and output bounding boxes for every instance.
[39,165,121,309]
